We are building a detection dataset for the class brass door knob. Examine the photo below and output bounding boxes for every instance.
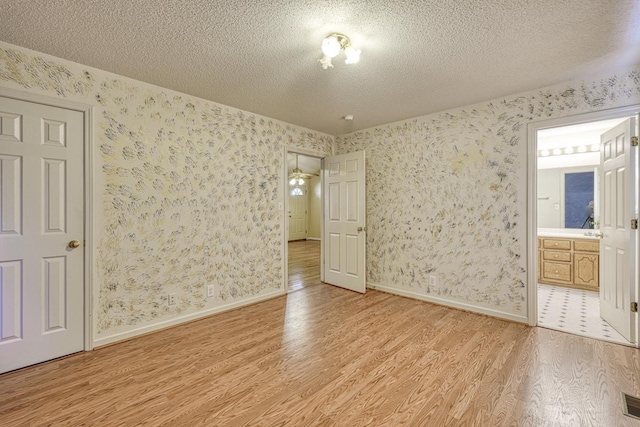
[595,232,604,238]
[68,240,80,248]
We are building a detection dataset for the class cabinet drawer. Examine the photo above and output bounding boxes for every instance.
[542,261,572,283]
[543,250,571,262]
[542,239,571,250]
[574,239,599,253]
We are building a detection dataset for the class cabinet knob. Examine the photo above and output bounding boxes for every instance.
[554,242,558,246]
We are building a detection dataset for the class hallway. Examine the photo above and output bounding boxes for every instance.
[288,240,321,292]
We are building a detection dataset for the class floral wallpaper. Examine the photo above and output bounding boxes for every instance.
[1,40,639,338]
[336,68,640,316]
[0,43,333,338]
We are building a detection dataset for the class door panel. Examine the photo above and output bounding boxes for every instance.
[599,118,635,342]
[323,151,366,293]
[0,155,21,234]
[0,260,22,342]
[0,96,84,373]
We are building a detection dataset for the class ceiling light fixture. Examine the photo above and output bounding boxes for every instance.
[319,33,361,70]
[289,154,319,196]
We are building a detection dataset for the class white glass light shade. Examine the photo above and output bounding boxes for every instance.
[540,149,550,156]
[319,56,333,69]
[321,36,341,58]
[344,46,361,64]
[289,178,297,186]
[291,187,304,196]
[577,145,587,153]
[564,147,574,154]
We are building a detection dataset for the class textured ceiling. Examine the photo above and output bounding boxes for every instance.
[1,1,639,135]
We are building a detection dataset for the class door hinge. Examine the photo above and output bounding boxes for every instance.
[632,136,638,147]
[632,219,638,230]
[632,302,638,313]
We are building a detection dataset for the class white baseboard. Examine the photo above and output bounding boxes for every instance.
[367,282,528,324]
[306,237,321,241]
[93,289,285,348]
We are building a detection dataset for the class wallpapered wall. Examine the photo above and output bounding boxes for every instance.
[0,42,333,340]
[1,40,639,340]
[336,68,640,318]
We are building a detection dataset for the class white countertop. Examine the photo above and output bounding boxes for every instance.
[537,229,598,239]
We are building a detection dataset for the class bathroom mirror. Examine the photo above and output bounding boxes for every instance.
[537,165,598,229]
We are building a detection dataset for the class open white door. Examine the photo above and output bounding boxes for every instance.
[0,96,85,373]
[323,151,366,293]
[599,117,637,342]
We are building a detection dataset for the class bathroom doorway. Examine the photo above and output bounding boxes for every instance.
[529,112,638,345]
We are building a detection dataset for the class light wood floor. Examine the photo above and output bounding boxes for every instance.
[288,239,321,292]
[2,287,640,424]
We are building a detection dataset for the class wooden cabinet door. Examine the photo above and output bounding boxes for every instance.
[574,253,599,289]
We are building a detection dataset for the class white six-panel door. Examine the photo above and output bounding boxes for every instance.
[323,151,366,293]
[0,96,84,373]
[288,184,307,241]
[599,118,636,342]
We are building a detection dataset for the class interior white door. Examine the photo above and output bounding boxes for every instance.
[288,184,307,241]
[0,96,85,373]
[599,117,636,342]
[323,151,366,293]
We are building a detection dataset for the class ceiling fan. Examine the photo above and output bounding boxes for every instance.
[289,154,318,186]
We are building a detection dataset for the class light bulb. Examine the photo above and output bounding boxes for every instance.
[590,144,600,151]
[321,36,341,58]
[540,149,550,156]
[319,56,333,69]
[564,147,574,154]
[577,145,587,153]
[552,148,562,155]
[344,46,361,64]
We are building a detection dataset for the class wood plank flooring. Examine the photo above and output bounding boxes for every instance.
[288,240,321,292]
[1,283,639,426]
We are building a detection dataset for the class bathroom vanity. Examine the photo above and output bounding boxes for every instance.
[537,232,600,291]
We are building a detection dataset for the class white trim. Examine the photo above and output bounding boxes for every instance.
[283,146,326,294]
[367,282,528,324]
[0,87,95,351]
[83,106,95,351]
[306,237,321,241]
[527,104,640,346]
[93,289,284,348]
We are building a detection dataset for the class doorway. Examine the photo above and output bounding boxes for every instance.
[286,151,322,292]
[528,108,639,346]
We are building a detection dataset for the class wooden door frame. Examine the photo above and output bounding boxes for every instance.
[282,146,326,293]
[527,104,640,346]
[0,87,95,351]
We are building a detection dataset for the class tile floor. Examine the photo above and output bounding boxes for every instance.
[537,283,629,345]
